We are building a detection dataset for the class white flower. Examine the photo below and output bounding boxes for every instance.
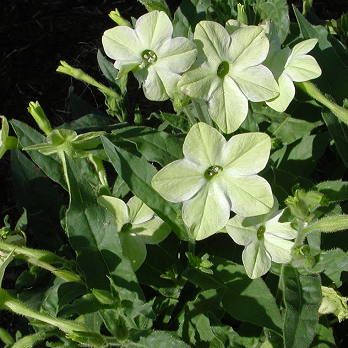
[226,199,297,279]
[151,122,273,240]
[98,195,171,270]
[178,21,279,133]
[102,10,197,101]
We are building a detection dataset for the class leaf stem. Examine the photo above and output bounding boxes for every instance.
[295,81,348,124]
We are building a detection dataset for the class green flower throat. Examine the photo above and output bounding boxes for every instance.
[205,165,223,179]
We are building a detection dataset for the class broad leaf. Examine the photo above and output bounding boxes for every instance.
[65,154,143,299]
[282,264,322,348]
[101,135,188,240]
[10,120,67,190]
[112,126,183,166]
[183,256,283,334]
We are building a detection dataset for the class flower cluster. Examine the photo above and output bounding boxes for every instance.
[102,11,321,133]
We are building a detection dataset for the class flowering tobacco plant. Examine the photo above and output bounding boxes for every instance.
[3,1,348,347]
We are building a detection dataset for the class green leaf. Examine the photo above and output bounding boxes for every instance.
[101,135,188,240]
[293,7,348,104]
[273,132,330,177]
[315,180,348,202]
[282,264,322,348]
[128,330,191,348]
[255,0,290,43]
[112,126,183,166]
[311,249,348,287]
[173,0,211,39]
[160,112,190,132]
[311,321,337,348]
[183,256,283,334]
[10,149,66,250]
[322,110,348,167]
[10,120,67,190]
[65,154,143,298]
[137,0,171,18]
[178,289,222,346]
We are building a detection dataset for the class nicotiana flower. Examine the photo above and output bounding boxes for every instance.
[151,122,274,241]
[102,10,197,101]
[23,129,104,158]
[178,21,279,133]
[226,198,297,279]
[264,38,322,112]
[98,195,171,271]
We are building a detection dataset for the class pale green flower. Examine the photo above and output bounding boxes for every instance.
[226,199,297,279]
[23,129,104,158]
[178,21,279,133]
[98,195,171,271]
[102,10,197,101]
[151,122,273,241]
[264,38,322,112]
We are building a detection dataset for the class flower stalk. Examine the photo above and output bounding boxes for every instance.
[295,81,348,124]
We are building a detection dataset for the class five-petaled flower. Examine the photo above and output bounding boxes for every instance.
[178,21,279,133]
[226,198,297,279]
[98,195,171,271]
[102,10,197,101]
[264,38,321,112]
[151,122,274,240]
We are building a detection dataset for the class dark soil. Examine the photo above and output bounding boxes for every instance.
[1,0,348,344]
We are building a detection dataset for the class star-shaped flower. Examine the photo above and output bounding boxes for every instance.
[264,38,322,112]
[98,195,171,271]
[151,122,274,240]
[177,21,279,133]
[102,10,197,101]
[226,199,297,279]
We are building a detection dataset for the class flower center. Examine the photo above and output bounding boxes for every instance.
[142,49,157,64]
[217,61,229,79]
[121,222,132,233]
[257,225,266,240]
[205,165,223,179]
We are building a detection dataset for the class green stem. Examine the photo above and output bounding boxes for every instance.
[0,288,86,334]
[295,81,348,124]
[88,154,111,195]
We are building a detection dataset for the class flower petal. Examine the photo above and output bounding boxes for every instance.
[242,240,271,279]
[183,122,226,166]
[157,36,197,73]
[265,220,297,240]
[266,72,295,112]
[226,215,258,246]
[221,132,271,174]
[208,75,249,133]
[102,26,142,62]
[98,196,129,232]
[135,10,173,49]
[286,55,322,82]
[223,175,274,216]
[178,63,221,100]
[229,26,269,67]
[136,66,169,101]
[231,65,279,102]
[264,235,294,263]
[151,158,206,203]
[127,196,154,224]
[133,216,171,244]
[183,180,230,240]
[194,21,231,62]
